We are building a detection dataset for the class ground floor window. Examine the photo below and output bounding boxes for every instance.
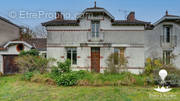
[66,48,77,65]
[114,48,125,65]
[163,50,172,65]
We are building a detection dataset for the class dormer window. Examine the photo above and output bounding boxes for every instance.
[91,21,100,38]
[163,25,172,43]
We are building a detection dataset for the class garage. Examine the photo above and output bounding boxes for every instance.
[3,55,19,74]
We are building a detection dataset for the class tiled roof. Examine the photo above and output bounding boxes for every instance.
[24,38,47,51]
[0,16,20,28]
[164,14,180,17]
[0,46,5,51]
[112,20,150,26]
[86,7,104,10]
[42,20,79,26]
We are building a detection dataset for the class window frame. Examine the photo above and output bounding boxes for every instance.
[113,48,125,65]
[163,25,172,43]
[163,50,172,65]
[66,47,77,65]
[91,20,100,38]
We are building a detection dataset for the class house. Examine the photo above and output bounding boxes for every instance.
[42,4,150,74]
[0,16,47,74]
[145,11,180,69]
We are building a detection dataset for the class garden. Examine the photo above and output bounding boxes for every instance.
[0,49,180,101]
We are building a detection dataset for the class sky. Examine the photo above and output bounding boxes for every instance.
[0,0,180,28]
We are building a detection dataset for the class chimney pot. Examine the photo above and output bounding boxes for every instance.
[127,12,135,21]
[56,12,64,20]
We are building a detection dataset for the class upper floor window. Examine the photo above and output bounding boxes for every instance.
[163,25,172,43]
[66,48,77,65]
[91,21,100,38]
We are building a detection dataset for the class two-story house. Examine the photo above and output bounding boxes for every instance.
[145,11,180,69]
[42,5,150,74]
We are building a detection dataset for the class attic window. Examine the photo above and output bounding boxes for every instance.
[16,44,24,52]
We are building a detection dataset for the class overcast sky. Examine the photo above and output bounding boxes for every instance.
[0,0,180,28]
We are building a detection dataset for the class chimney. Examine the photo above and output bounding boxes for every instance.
[127,12,135,21]
[56,12,64,20]
[166,10,168,16]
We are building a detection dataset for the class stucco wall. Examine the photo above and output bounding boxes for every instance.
[46,15,146,74]
[46,16,145,45]
[0,19,20,46]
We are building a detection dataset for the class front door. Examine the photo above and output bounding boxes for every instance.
[91,47,100,72]
[3,55,19,74]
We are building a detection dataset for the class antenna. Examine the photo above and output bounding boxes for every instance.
[94,0,96,8]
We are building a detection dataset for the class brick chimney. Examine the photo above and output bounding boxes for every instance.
[56,12,64,20]
[127,12,135,21]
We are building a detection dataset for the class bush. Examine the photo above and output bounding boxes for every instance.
[144,58,162,75]
[19,49,39,56]
[50,59,71,78]
[57,59,71,73]
[21,72,33,81]
[15,54,54,74]
[55,72,78,86]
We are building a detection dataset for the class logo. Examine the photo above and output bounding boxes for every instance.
[154,69,172,93]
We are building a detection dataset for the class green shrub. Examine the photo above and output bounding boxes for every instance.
[144,58,162,75]
[57,59,71,73]
[21,72,33,81]
[15,55,54,73]
[19,49,39,56]
[55,72,78,86]
[166,74,180,87]
[50,59,71,78]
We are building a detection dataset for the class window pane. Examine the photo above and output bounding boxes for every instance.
[163,51,171,65]
[91,21,100,37]
[92,23,95,37]
[166,27,170,42]
[114,48,119,65]
[67,51,71,60]
[66,48,77,65]
[96,23,100,37]
[73,51,77,64]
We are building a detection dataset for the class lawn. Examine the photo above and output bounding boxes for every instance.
[0,75,180,101]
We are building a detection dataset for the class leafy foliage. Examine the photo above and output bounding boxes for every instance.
[106,53,128,74]
[144,58,162,75]
[19,49,39,56]
[21,72,34,81]
[15,50,54,74]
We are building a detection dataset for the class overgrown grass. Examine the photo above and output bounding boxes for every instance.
[0,75,180,101]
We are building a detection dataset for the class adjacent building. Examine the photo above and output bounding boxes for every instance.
[0,16,46,74]
[145,11,180,69]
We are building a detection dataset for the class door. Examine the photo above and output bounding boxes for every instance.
[3,55,19,74]
[91,47,100,72]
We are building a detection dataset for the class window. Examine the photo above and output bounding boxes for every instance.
[163,51,172,65]
[114,48,125,65]
[91,21,100,38]
[42,53,47,58]
[163,26,172,43]
[16,44,24,52]
[66,48,77,65]
[114,48,119,65]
